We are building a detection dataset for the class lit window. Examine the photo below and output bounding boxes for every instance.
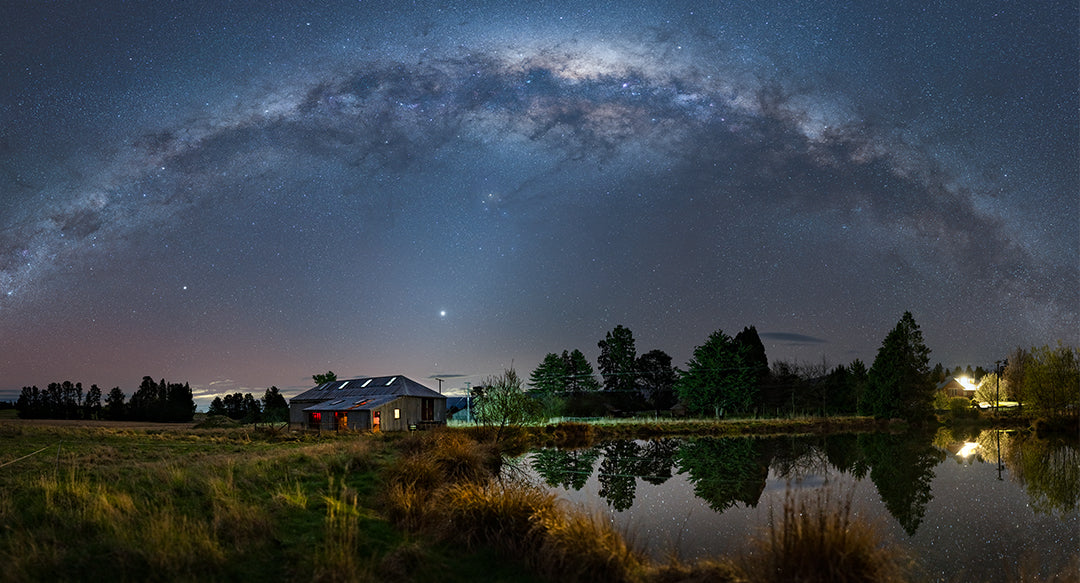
[394,408,400,419]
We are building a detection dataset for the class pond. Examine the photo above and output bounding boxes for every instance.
[521,429,1079,582]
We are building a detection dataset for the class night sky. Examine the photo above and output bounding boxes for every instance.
[2,1,1076,407]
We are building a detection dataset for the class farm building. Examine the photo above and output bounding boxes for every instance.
[289,375,447,431]
[937,376,977,399]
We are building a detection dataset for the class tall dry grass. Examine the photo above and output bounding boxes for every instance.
[381,429,650,583]
[0,425,398,581]
[312,479,374,583]
[743,489,909,583]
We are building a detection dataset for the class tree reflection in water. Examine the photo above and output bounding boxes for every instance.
[676,437,771,512]
[528,429,1078,537]
[859,432,942,536]
[529,447,601,491]
[597,440,644,511]
[991,430,1079,517]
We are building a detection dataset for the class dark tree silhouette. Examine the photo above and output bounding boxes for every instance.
[207,396,227,417]
[530,447,601,491]
[262,386,288,422]
[637,438,678,485]
[863,312,934,420]
[734,325,769,382]
[221,392,262,421]
[15,386,42,419]
[676,437,771,511]
[105,387,126,420]
[860,431,941,536]
[596,440,644,511]
[597,325,637,393]
[312,371,337,385]
[84,384,103,420]
[636,349,678,410]
[529,352,567,394]
[562,349,601,394]
[127,377,195,422]
[677,329,758,417]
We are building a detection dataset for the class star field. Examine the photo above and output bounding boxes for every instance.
[1,1,1076,403]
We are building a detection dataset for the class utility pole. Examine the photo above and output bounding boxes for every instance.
[465,381,471,423]
[994,359,1006,414]
[996,429,1004,481]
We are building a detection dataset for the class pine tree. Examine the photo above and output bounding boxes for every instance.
[262,386,289,422]
[563,349,601,394]
[863,312,933,420]
[529,353,568,394]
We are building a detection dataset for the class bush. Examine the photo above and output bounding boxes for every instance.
[949,397,977,419]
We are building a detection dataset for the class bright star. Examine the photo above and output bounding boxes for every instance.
[439,310,447,317]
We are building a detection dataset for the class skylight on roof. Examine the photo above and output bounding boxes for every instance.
[338,382,349,390]
[386,377,397,385]
[330,399,345,405]
[361,379,372,388]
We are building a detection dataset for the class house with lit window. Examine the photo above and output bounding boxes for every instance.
[288,375,447,431]
[937,376,977,399]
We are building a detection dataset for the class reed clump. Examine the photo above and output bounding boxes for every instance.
[742,489,909,583]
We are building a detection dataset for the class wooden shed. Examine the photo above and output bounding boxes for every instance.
[289,375,447,431]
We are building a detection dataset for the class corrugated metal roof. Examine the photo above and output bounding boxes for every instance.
[291,375,445,403]
[303,393,399,411]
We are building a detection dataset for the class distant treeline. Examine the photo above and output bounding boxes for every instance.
[519,315,1079,421]
[16,376,195,422]
[206,387,288,423]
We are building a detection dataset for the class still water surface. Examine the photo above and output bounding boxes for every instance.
[522,429,1078,582]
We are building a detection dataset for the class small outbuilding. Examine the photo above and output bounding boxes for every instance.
[937,377,976,399]
[289,375,447,432]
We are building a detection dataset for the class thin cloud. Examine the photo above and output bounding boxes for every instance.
[760,332,828,345]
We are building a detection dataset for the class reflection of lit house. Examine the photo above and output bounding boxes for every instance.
[937,377,977,399]
[289,376,447,431]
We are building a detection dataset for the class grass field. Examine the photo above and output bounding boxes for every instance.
[0,422,542,582]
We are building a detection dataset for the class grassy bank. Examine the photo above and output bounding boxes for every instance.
[526,415,905,445]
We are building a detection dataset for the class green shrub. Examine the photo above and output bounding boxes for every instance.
[949,397,976,419]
